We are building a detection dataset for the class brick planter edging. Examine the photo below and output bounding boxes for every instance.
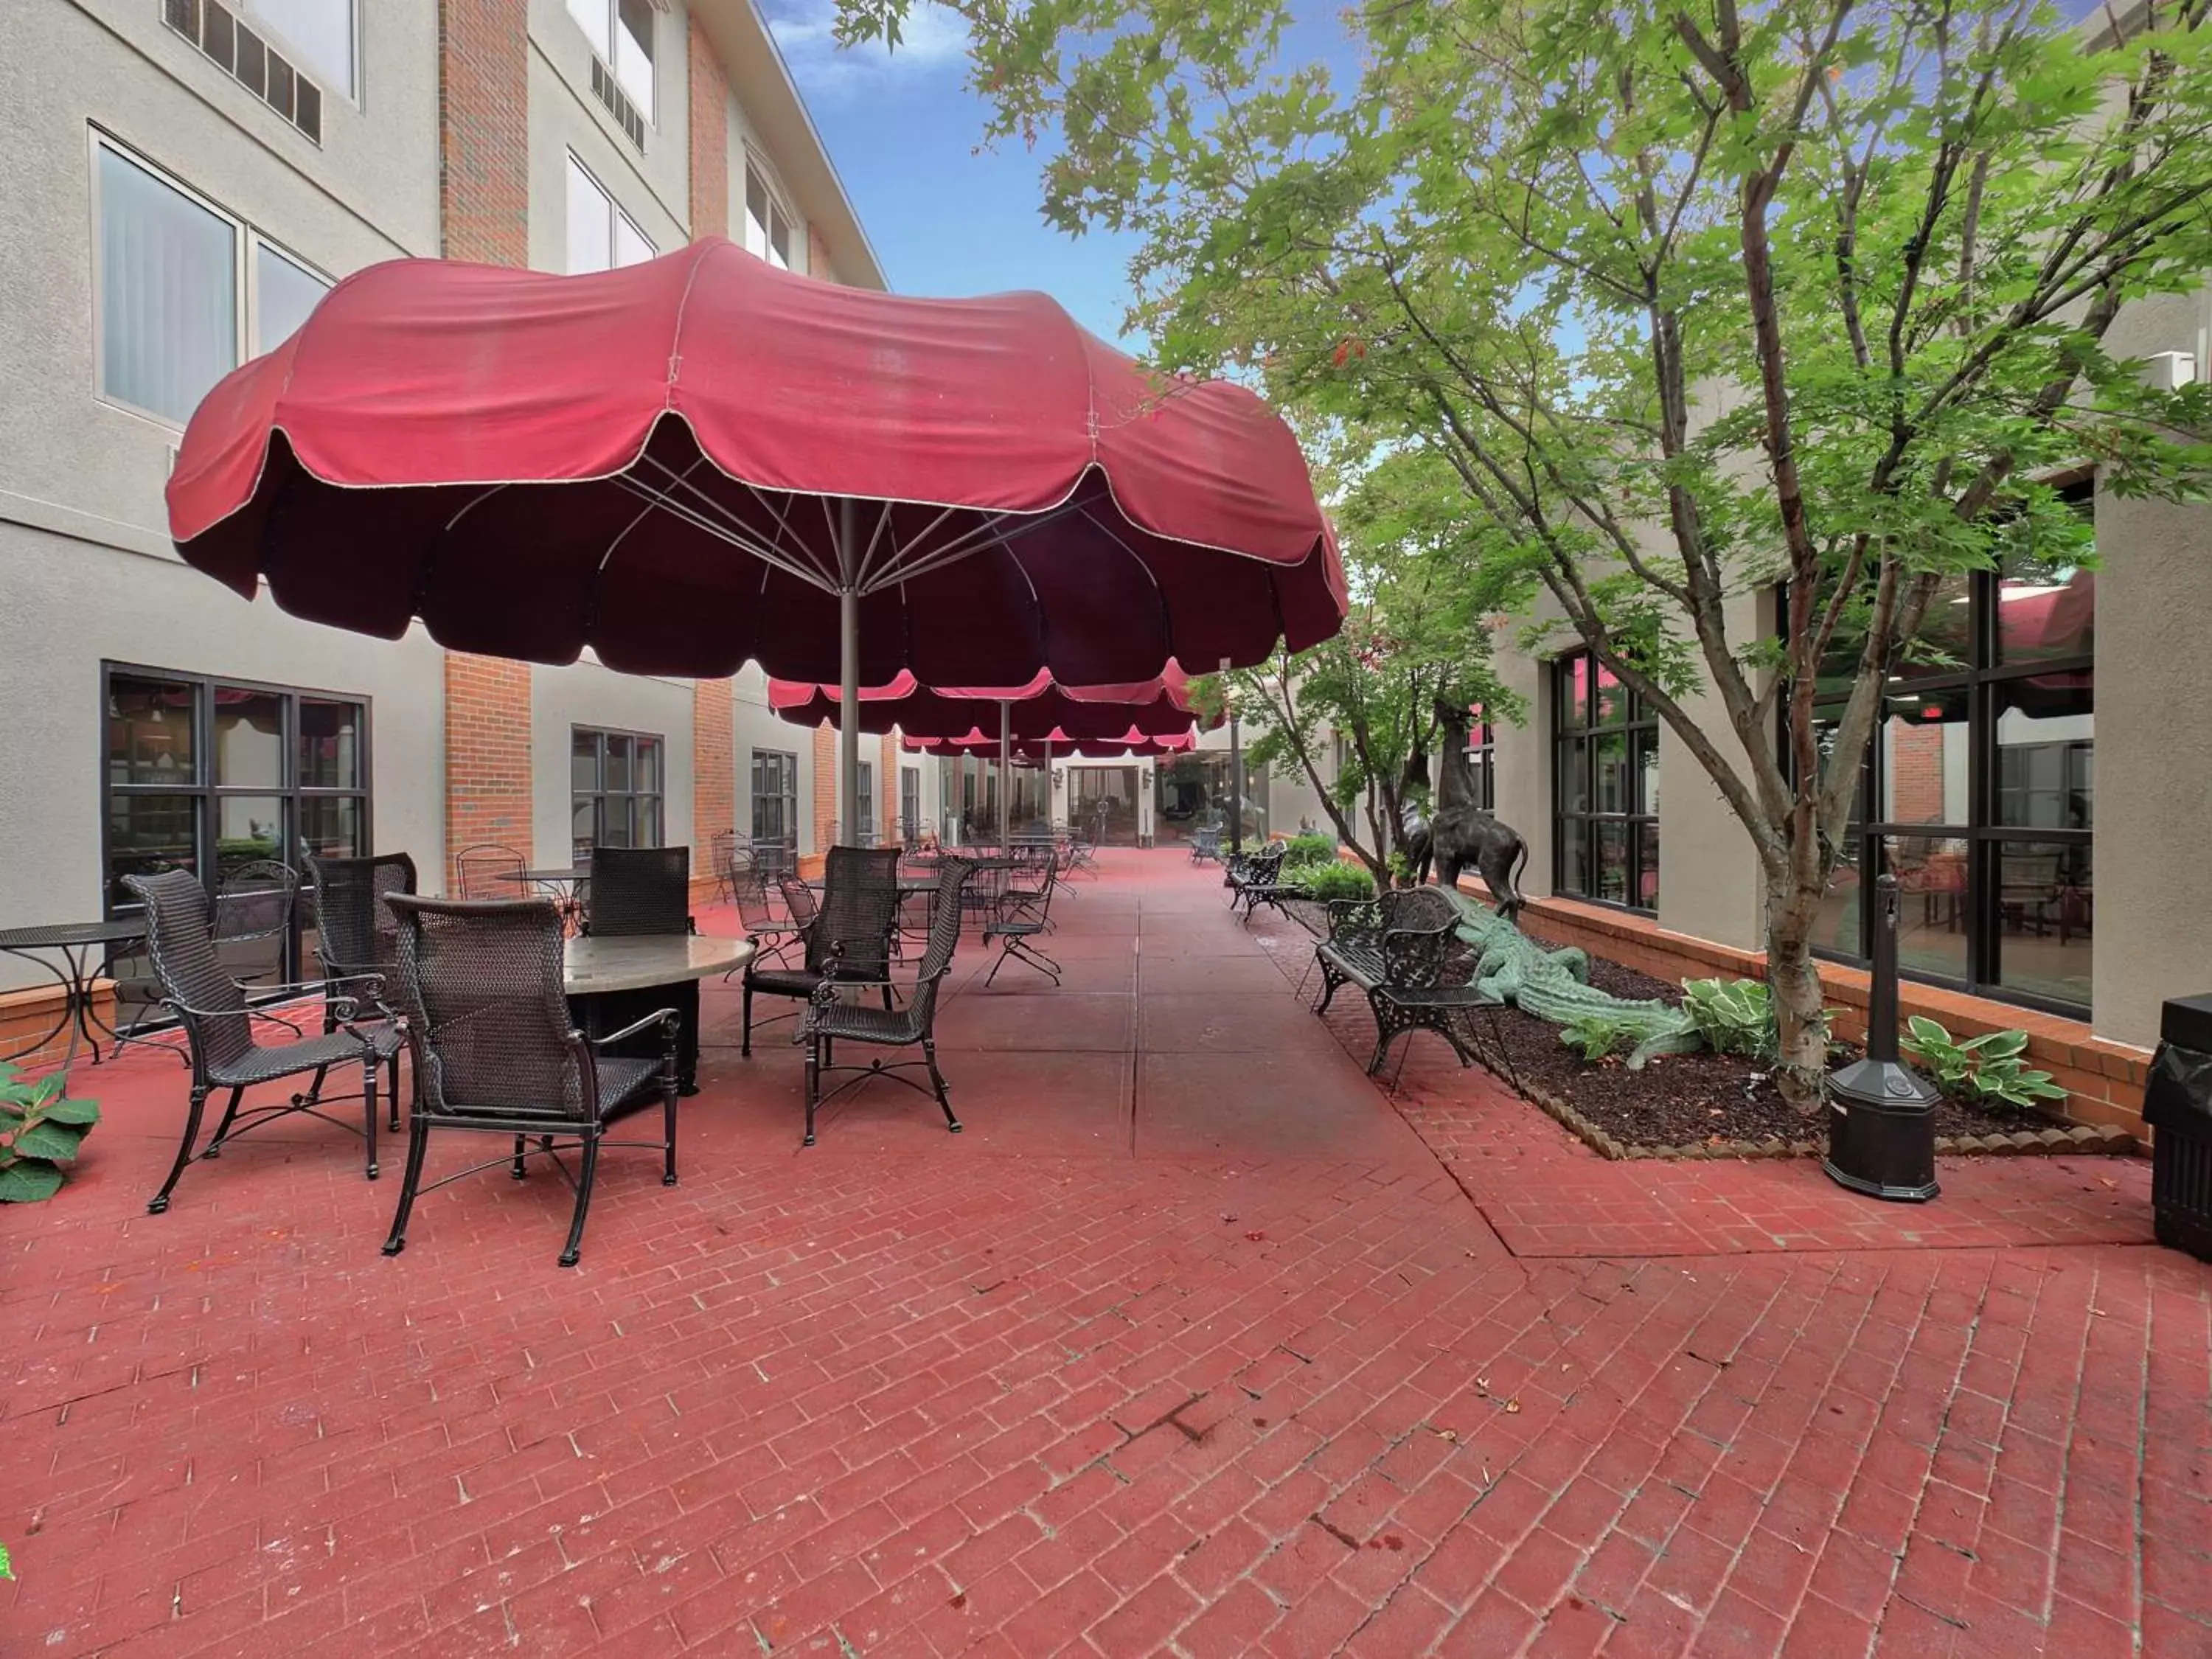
[1497,1067,2137,1164]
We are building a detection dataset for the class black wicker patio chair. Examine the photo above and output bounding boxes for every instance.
[305,852,415,1129]
[125,869,400,1216]
[802,858,974,1145]
[983,859,1061,987]
[742,848,902,1057]
[378,895,680,1268]
[212,858,299,987]
[582,846,695,937]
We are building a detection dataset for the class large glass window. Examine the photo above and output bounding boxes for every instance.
[744,162,794,270]
[96,139,334,422]
[1464,705,1495,812]
[855,761,875,844]
[571,728,663,861]
[751,748,799,873]
[245,0,357,99]
[103,664,369,999]
[900,767,922,844]
[567,0,655,112]
[565,156,655,274]
[1810,506,2095,1012]
[1552,653,1659,911]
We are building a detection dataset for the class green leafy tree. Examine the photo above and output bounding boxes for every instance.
[841,0,2212,1106]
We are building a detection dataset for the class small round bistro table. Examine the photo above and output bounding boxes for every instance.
[0,918,147,1065]
[563,933,755,1100]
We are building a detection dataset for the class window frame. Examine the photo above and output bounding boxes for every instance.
[563,151,655,275]
[570,725,666,863]
[1550,651,1660,914]
[89,131,334,429]
[1801,525,2096,1018]
[242,0,361,106]
[749,748,799,868]
[100,659,373,983]
[566,0,655,125]
[742,156,799,271]
[900,765,922,843]
[1464,706,1495,813]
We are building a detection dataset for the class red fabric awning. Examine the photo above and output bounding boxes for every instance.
[165,241,1346,686]
[765,661,1206,740]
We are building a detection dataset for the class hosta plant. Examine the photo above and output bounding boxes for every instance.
[1902,1019,2067,1113]
[0,1062,101,1203]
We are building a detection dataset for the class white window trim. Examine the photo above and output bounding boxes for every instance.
[565,0,657,130]
[244,0,363,109]
[565,151,656,274]
[87,128,333,433]
[741,148,804,275]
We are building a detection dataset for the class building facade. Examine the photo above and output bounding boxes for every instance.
[0,0,936,1044]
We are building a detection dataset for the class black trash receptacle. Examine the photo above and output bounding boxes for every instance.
[2145,993,2212,1263]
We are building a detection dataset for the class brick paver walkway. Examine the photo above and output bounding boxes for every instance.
[3,852,2207,1658]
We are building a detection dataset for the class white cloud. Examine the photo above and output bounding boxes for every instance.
[762,0,969,101]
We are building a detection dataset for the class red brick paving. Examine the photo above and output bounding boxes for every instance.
[3,852,2208,1657]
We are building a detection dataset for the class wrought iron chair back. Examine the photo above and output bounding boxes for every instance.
[213,859,299,952]
[455,843,529,902]
[585,846,692,936]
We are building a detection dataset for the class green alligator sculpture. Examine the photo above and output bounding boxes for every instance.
[1441,888,1703,1069]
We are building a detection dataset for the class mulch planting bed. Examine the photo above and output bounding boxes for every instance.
[1477,957,2135,1161]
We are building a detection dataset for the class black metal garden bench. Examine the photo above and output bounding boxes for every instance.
[1222,842,1289,917]
[1312,886,1515,1083]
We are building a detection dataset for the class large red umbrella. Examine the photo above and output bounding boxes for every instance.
[908,726,1199,762]
[164,240,1343,833]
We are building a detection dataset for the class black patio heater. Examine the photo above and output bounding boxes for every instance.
[1823,872,1939,1202]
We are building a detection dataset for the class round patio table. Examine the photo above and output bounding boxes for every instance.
[0,919,147,1065]
[564,933,755,1102]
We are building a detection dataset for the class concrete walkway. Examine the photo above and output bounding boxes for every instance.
[1,852,2205,1657]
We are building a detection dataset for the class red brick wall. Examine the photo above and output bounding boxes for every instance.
[443,654,533,891]
[686,18,729,240]
[812,724,837,849]
[692,679,734,899]
[437,0,529,265]
[879,733,898,843]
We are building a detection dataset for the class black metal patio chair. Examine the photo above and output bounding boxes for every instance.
[125,869,400,1216]
[983,859,1062,987]
[742,848,902,1056]
[212,858,299,987]
[378,894,680,1268]
[305,852,416,1130]
[455,843,529,901]
[802,858,973,1145]
[731,867,801,970]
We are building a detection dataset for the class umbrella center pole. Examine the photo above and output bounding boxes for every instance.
[837,498,862,849]
[1000,700,1012,854]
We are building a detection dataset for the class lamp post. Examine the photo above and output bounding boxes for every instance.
[1823,872,1940,1202]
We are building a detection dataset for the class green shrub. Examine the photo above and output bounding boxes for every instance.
[1902,1018,2067,1110]
[1295,861,1375,902]
[1559,1012,1643,1062]
[0,1064,102,1203]
[1281,832,1338,868]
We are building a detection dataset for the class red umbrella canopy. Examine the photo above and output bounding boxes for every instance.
[165,240,1346,686]
[765,662,1208,741]
[905,726,1200,762]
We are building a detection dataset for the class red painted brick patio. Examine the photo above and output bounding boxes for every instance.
[3,852,2207,1658]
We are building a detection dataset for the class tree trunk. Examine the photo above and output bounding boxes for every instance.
[1764,876,1831,1113]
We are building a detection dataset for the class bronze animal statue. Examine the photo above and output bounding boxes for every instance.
[1427,700,1529,920]
[1398,795,1434,886]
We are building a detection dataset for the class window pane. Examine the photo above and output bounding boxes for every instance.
[1998,565,2094,665]
[215,793,287,874]
[572,798,596,861]
[1563,657,1590,728]
[1556,741,1587,814]
[639,793,662,848]
[1994,839,2092,1006]
[1894,570,1974,680]
[768,206,792,271]
[298,698,361,789]
[1879,688,1967,825]
[1815,836,1864,957]
[108,794,200,910]
[254,243,328,355]
[571,731,600,792]
[1636,822,1659,911]
[1883,834,1970,984]
[600,795,632,849]
[1596,821,1630,905]
[567,0,611,55]
[745,170,771,260]
[248,0,355,97]
[615,0,655,111]
[214,688,286,788]
[1557,815,1588,898]
[1593,731,1629,813]
[613,213,655,268]
[566,156,611,274]
[1994,678,2093,830]
[99,146,238,424]
[1593,664,1625,726]
[1635,731,1660,815]
[605,734,632,793]
[635,737,661,794]
[297,794,362,860]
[109,675,199,784]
